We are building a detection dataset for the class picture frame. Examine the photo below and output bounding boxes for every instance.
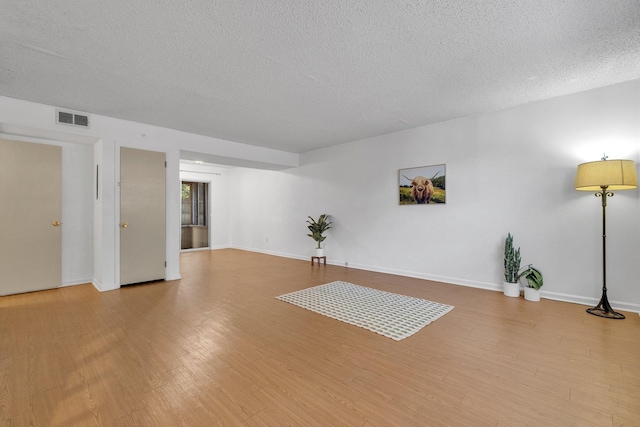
[398,164,446,205]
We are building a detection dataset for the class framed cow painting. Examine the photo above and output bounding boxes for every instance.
[398,164,446,205]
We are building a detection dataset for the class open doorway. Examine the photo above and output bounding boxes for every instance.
[181,181,209,250]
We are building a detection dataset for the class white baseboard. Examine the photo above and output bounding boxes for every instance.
[209,245,232,250]
[230,245,308,262]
[180,247,211,253]
[230,246,640,315]
[540,290,640,314]
[61,278,93,288]
[92,279,119,292]
[345,261,503,292]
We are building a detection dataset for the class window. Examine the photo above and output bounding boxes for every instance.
[181,182,208,226]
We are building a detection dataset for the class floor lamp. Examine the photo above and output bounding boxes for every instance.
[575,157,637,319]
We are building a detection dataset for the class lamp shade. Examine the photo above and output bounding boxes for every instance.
[575,159,638,191]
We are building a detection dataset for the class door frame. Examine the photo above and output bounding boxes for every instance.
[0,130,99,289]
[0,137,62,295]
[179,178,213,252]
[114,142,180,287]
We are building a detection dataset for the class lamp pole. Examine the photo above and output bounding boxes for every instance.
[575,157,637,319]
[586,186,625,319]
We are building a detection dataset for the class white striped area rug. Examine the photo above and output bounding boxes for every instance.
[276,281,454,341]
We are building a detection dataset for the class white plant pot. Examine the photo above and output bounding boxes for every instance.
[524,287,541,302]
[503,281,520,298]
[315,248,324,257]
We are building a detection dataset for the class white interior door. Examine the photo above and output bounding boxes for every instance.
[0,138,62,295]
[120,147,166,285]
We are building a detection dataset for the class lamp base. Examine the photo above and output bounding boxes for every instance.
[586,306,625,319]
[586,292,625,319]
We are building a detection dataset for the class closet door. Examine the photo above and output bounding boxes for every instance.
[0,138,62,295]
[120,147,166,285]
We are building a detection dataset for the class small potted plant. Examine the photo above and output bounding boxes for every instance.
[519,264,543,301]
[307,214,332,256]
[503,233,521,297]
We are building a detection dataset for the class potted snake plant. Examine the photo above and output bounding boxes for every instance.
[504,233,544,300]
[307,214,332,257]
[503,233,521,297]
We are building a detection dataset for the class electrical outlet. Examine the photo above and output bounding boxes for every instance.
[345,261,349,266]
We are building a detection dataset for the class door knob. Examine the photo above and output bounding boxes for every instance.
[122,223,129,228]
[52,221,61,226]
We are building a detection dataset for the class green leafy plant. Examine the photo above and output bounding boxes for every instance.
[504,233,521,283]
[307,214,332,249]
[518,264,544,290]
[504,233,544,289]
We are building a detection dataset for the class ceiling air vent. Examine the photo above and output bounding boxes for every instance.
[56,109,90,128]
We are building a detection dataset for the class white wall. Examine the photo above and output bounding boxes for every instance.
[230,79,640,312]
[61,141,94,285]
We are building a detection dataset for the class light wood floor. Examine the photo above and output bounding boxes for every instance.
[1,249,639,426]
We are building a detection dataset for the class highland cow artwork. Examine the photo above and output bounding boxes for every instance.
[399,164,446,205]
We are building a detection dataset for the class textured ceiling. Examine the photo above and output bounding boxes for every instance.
[1,1,639,154]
